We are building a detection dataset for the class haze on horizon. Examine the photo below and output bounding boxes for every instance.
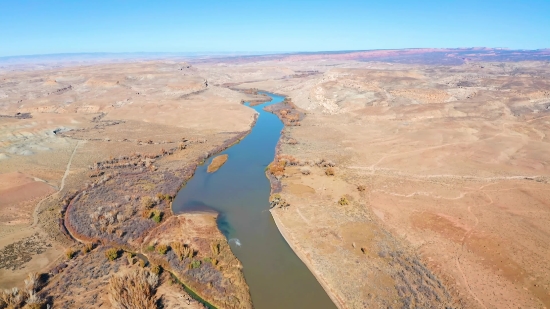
[1,0,549,58]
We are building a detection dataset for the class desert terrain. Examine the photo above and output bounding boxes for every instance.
[216,52,550,308]
[0,60,263,308]
[1,49,550,308]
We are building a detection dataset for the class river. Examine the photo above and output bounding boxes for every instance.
[172,93,336,309]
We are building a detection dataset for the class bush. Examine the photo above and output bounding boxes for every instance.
[150,264,162,275]
[210,242,220,256]
[268,160,286,177]
[141,196,155,209]
[338,196,349,206]
[138,259,146,268]
[171,242,192,260]
[66,248,76,260]
[151,210,163,223]
[300,167,311,175]
[325,167,335,176]
[357,185,366,192]
[109,269,158,309]
[156,244,168,255]
[156,193,172,201]
[171,242,183,259]
[189,260,201,269]
[146,245,155,252]
[105,248,119,261]
[25,291,44,309]
[126,252,135,265]
[142,209,153,219]
[82,243,94,254]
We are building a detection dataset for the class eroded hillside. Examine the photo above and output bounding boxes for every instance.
[213,58,550,308]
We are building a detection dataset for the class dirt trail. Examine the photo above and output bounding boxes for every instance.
[455,204,486,309]
[348,166,543,182]
[367,132,505,171]
[31,140,80,227]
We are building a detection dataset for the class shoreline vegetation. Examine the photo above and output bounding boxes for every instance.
[14,90,272,309]
[173,91,338,309]
[53,90,271,308]
[0,83,337,308]
[21,93,267,308]
[260,95,345,308]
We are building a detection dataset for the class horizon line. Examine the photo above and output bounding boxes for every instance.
[3,47,550,60]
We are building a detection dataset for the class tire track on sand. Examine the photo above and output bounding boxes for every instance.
[31,141,80,228]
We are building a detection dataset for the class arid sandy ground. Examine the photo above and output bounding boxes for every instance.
[0,61,261,307]
[196,53,550,308]
[1,49,550,308]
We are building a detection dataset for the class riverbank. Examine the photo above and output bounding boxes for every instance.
[0,61,276,307]
[270,210,346,308]
[261,91,458,308]
[58,127,257,308]
[262,97,347,308]
[173,92,336,309]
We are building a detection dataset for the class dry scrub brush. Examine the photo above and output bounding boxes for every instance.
[156,244,168,255]
[267,160,286,178]
[210,242,220,256]
[338,196,349,206]
[171,242,193,260]
[82,242,94,254]
[24,273,39,292]
[141,196,155,209]
[0,273,45,309]
[105,248,119,261]
[109,269,159,309]
[65,248,76,260]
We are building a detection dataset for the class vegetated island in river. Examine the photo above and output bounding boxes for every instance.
[207,154,228,173]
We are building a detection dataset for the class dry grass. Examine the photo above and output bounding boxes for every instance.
[108,268,158,309]
[150,264,162,275]
[126,252,135,265]
[207,154,228,173]
[156,244,168,255]
[82,243,94,254]
[170,242,193,260]
[65,248,76,260]
[210,242,220,256]
[141,196,155,209]
[0,273,45,309]
[0,288,27,309]
[138,259,146,268]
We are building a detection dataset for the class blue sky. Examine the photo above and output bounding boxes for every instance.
[0,0,548,57]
